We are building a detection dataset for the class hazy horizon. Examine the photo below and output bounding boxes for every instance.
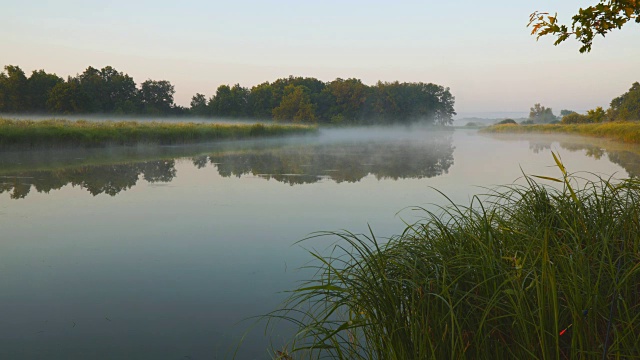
[2,1,640,115]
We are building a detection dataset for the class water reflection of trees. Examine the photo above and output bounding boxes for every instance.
[528,140,640,177]
[196,135,455,185]
[0,160,176,199]
[1,133,455,198]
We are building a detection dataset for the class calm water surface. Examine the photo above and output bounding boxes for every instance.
[0,128,638,359]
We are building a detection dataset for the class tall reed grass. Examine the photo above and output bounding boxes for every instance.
[480,122,640,144]
[266,154,640,359]
[0,118,316,148]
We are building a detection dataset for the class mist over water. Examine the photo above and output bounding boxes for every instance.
[0,127,637,359]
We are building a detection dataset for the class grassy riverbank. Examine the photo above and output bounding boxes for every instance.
[0,118,317,149]
[480,122,640,144]
[267,158,640,359]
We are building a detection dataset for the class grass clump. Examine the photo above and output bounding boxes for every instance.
[0,118,317,149]
[480,121,640,145]
[266,156,640,359]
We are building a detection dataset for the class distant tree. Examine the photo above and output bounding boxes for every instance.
[529,1,640,52]
[609,82,640,121]
[139,79,175,115]
[190,93,208,117]
[248,82,274,119]
[99,66,138,114]
[209,84,249,117]
[47,78,82,114]
[529,103,557,123]
[272,84,316,123]
[229,84,249,117]
[497,119,518,125]
[271,76,326,119]
[367,81,455,125]
[424,83,456,126]
[560,109,576,117]
[520,119,535,125]
[587,106,607,122]
[26,70,63,112]
[561,112,591,124]
[0,65,28,112]
[0,72,5,111]
[324,78,368,123]
[76,66,104,112]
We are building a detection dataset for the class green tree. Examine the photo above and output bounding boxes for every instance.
[190,93,208,117]
[560,109,576,117]
[561,112,591,124]
[325,78,368,123]
[609,82,640,121]
[272,84,316,123]
[26,69,63,112]
[209,84,249,117]
[0,65,28,112]
[271,76,326,119]
[47,78,82,114]
[248,82,274,119]
[99,66,138,114]
[529,0,640,52]
[366,81,455,125]
[139,79,175,115]
[529,103,557,123]
[587,106,607,122]
[76,66,104,112]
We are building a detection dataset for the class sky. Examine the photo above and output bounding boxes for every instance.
[2,0,639,118]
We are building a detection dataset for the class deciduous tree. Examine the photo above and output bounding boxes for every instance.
[272,84,316,123]
[26,70,63,112]
[529,0,640,52]
[139,79,175,115]
[529,103,557,123]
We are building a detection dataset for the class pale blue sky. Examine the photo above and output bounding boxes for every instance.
[2,0,639,116]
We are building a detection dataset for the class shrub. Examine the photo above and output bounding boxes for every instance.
[496,118,517,125]
[561,112,590,124]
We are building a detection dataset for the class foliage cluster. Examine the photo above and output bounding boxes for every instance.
[496,119,517,125]
[560,107,603,124]
[530,82,639,125]
[609,82,640,121]
[529,104,558,124]
[266,163,640,359]
[0,118,316,149]
[0,65,456,125]
[194,76,456,125]
[529,0,640,53]
[0,65,183,116]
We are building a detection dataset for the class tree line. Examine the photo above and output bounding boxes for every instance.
[505,82,639,125]
[0,65,456,125]
[559,82,640,124]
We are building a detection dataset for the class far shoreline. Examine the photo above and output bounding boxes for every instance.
[0,118,317,150]
[480,122,640,145]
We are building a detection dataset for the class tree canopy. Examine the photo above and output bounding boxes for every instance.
[559,82,640,123]
[529,103,557,123]
[529,0,640,52]
[0,64,456,126]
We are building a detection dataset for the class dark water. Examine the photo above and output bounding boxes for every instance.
[0,128,638,359]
